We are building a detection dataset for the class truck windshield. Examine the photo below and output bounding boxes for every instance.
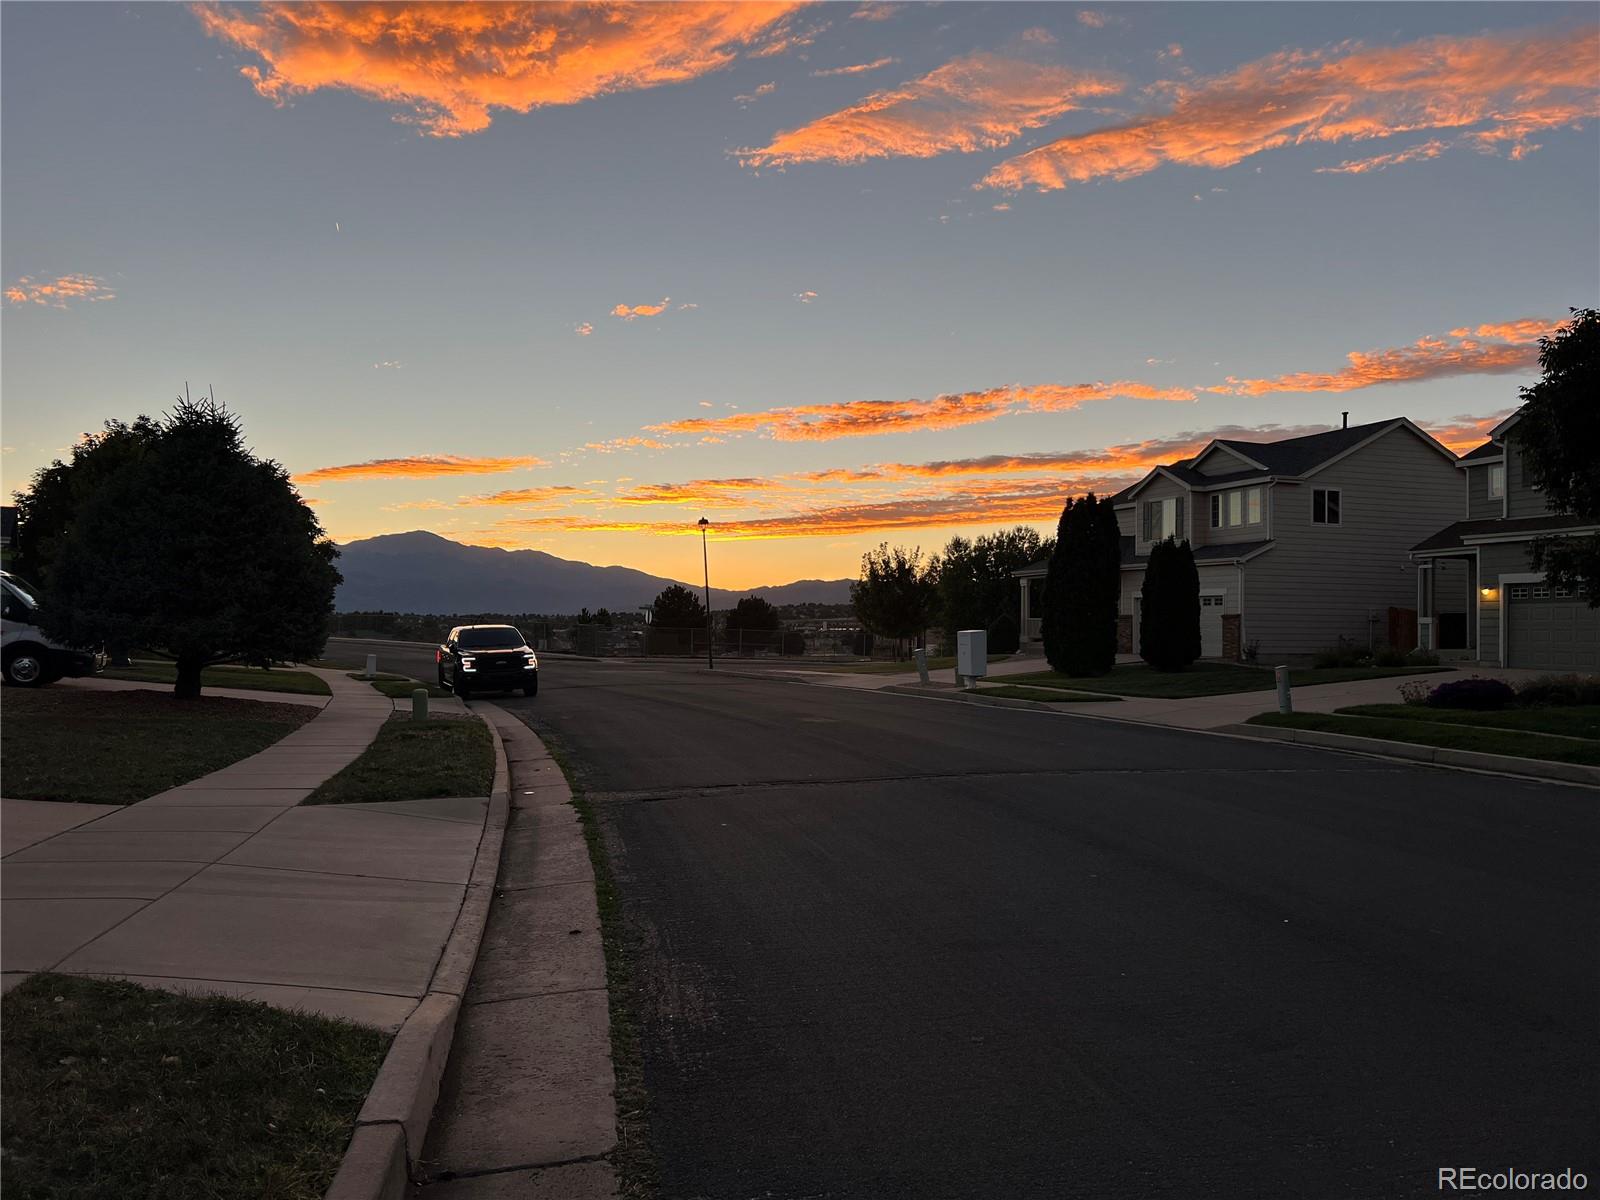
[460,627,525,649]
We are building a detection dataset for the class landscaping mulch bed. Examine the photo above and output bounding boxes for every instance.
[2,687,318,804]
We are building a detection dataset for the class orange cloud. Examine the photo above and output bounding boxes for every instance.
[574,322,594,336]
[983,25,1599,191]
[1418,409,1518,454]
[294,454,545,483]
[584,436,670,453]
[611,297,672,319]
[1315,138,1451,174]
[646,380,1193,443]
[738,52,1122,167]
[611,477,795,508]
[4,274,115,308]
[811,57,898,77]
[458,485,599,507]
[194,1,805,137]
[1212,320,1559,396]
[1076,10,1109,29]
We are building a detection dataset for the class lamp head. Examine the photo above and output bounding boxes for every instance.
[698,517,710,529]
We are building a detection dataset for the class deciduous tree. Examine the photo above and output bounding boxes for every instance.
[1513,308,1600,605]
[850,543,936,657]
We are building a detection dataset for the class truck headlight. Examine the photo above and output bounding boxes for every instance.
[461,656,476,672]
[524,652,538,668]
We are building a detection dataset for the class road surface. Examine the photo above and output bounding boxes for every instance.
[485,658,1597,1199]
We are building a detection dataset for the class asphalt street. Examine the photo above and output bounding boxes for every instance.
[486,658,1598,1200]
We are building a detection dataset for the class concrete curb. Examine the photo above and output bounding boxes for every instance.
[1218,722,1600,788]
[324,708,512,1200]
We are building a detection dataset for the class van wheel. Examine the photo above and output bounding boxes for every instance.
[3,646,49,687]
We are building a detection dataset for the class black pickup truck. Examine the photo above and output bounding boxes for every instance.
[436,624,538,699]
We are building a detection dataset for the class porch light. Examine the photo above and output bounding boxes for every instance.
[1480,586,1497,599]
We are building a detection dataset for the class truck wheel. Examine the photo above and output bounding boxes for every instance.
[3,645,49,687]
[523,680,538,697]
[454,679,472,700]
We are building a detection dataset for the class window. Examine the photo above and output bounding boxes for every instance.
[1508,584,1529,600]
[1144,496,1183,541]
[1246,487,1262,524]
[1210,494,1221,528]
[1312,488,1341,525]
[1487,464,1505,499]
[1227,490,1242,527]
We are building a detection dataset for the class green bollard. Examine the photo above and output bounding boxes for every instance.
[412,688,429,722]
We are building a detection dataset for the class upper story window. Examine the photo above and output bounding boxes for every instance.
[1143,496,1183,542]
[1487,463,1505,499]
[1209,486,1264,529]
[1312,487,1342,525]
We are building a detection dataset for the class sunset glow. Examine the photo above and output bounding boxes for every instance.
[4,3,1593,588]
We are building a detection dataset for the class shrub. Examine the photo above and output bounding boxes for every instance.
[849,630,874,657]
[1406,648,1440,666]
[1515,674,1600,707]
[1313,637,1367,669]
[1241,638,1261,665]
[1139,538,1201,672]
[1426,677,1516,710]
[1372,644,1409,668]
[1397,680,1432,706]
[779,631,806,656]
[986,612,1020,655]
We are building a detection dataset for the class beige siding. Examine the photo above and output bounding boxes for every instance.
[1465,462,1503,520]
[1120,564,1242,653]
[1195,484,1271,547]
[1114,504,1134,539]
[1506,440,1553,519]
[1191,445,1262,476]
[1242,427,1461,660]
[1131,477,1191,554]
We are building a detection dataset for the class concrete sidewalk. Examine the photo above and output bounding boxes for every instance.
[1,668,490,1031]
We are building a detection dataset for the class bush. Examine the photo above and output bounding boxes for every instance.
[779,631,806,656]
[1372,644,1409,668]
[1398,680,1432,706]
[1426,677,1516,710]
[1515,674,1600,707]
[1406,648,1440,666]
[986,612,1020,655]
[1313,637,1367,669]
[1139,538,1201,672]
[849,630,874,657]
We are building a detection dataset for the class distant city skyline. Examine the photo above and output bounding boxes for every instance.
[4,2,1596,588]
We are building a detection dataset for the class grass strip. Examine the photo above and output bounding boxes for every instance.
[348,672,451,699]
[102,663,330,695]
[2,688,317,804]
[1248,712,1600,765]
[1007,663,1445,699]
[1335,703,1600,741]
[536,727,656,1199]
[977,685,1123,703]
[0,973,388,1200]
[304,714,492,805]
[810,653,1011,675]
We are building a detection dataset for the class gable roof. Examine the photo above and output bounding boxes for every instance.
[1117,418,1454,503]
[1457,438,1502,465]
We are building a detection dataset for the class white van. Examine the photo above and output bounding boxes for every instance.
[1,571,104,686]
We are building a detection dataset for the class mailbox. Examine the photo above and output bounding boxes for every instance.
[956,629,988,680]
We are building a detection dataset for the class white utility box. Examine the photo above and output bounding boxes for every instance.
[956,629,989,680]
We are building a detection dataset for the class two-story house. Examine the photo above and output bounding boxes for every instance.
[1015,417,1462,662]
[1410,408,1599,670]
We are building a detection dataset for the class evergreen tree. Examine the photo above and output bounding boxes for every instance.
[38,399,340,697]
[1139,538,1201,671]
[1040,499,1079,672]
[1044,494,1120,675]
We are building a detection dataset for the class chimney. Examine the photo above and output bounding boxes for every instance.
[1341,411,1349,429]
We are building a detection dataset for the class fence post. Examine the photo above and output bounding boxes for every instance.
[364,653,378,679]
[1275,665,1292,714]
[412,688,429,722]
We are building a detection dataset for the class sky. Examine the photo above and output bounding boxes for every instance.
[3,2,1597,589]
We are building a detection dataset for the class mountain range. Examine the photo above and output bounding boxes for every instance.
[332,531,853,614]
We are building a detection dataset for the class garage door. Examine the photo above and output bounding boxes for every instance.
[1506,582,1600,670]
[1200,594,1225,658]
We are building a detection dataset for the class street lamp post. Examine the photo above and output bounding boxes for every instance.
[698,517,714,670]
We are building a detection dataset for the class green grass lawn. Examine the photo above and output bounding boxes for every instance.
[813,653,1011,675]
[976,684,1123,703]
[305,714,493,804]
[348,671,451,698]
[1336,703,1600,740]
[1,973,387,1200]
[1248,711,1600,766]
[103,662,330,696]
[2,688,319,804]
[1006,662,1446,699]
